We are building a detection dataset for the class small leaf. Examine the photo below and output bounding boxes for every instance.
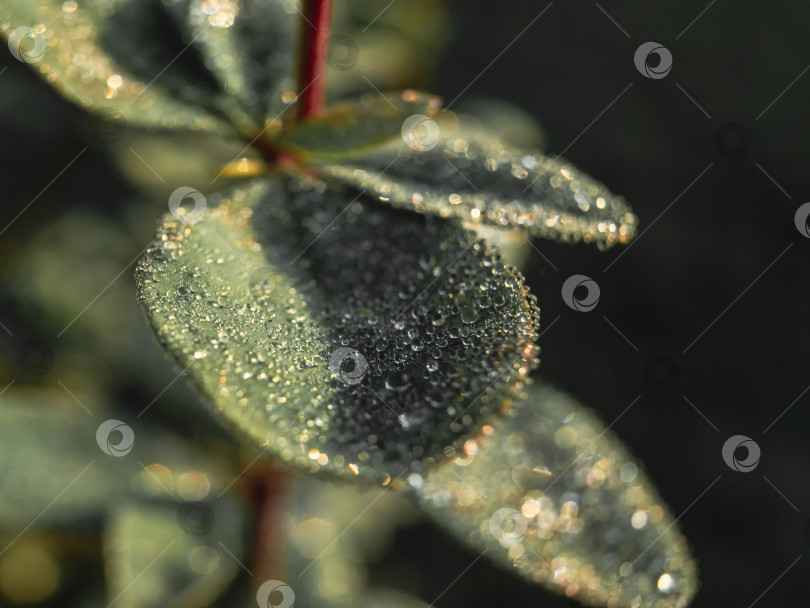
[1,0,241,133]
[104,497,246,608]
[136,177,539,483]
[0,389,240,526]
[415,382,698,608]
[0,396,129,526]
[281,475,419,607]
[165,0,300,127]
[283,91,441,161]
[314,130,638,246]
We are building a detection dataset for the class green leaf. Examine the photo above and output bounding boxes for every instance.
[165,0,300,127]
[313,129,638,247]
[281,475,420,607]
[0,388,240,527]
[1,0,242,133]
[136,177,539,484]
[104,497,246,608]
[0,394,130,526]
[283,91,441,161]
[415,382,698,607]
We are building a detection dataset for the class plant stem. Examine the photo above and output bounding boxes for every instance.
[251,463,293,586]
[296,0,333,120]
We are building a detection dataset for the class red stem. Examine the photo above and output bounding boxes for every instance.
[250,463,293,586]
[296,0,333,121]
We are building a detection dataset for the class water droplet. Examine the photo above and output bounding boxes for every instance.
[460,305,479,324]
[385,372,410,392]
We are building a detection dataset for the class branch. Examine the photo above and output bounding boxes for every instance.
[296,0,333,120]
[251,463,294,586]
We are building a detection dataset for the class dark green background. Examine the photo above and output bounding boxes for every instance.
[407,1,809,606]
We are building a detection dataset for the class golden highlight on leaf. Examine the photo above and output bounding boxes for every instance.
[417,383,699,608]
[0,0,240,133]
[316,130,638,247]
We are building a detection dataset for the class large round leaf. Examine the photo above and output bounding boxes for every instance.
[136,177,539,483]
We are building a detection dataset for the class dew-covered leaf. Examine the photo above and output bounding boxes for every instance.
[414,382,698,608]
[136,177,539,483]
[314,131,638,246]
[1,0,242,133]
[104,497,246,608]
[164,0,300,127]
[283,91,441,161]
